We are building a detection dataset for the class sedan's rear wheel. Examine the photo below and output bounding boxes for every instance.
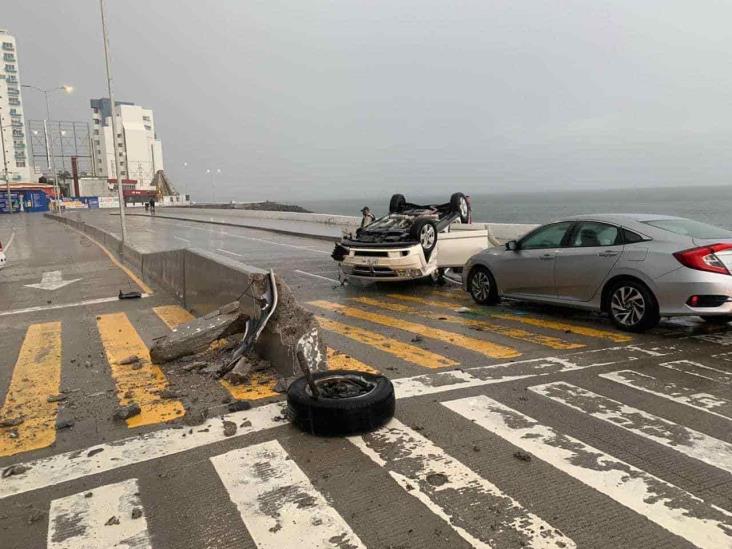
[468,266,499,305]
[608,280,659,332]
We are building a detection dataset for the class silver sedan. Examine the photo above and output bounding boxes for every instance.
[463,214,732,332]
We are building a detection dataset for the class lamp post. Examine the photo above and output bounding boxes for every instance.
[206,168,221,203]
[0,113,11,213]
[21,84,73,210]
[99,0,127,242]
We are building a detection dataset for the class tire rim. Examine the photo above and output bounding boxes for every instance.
[420,224,436,249]
[459,197,468,218]
[305,373,376,399]
[610,286,646,326]
[471,271,491,301]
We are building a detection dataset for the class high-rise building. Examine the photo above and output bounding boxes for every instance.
[0,29,31,182]
[90,98,164,190]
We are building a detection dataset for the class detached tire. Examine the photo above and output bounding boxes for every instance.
[287,370,395,436]
[450,192,470,223]
[390,194,407,213]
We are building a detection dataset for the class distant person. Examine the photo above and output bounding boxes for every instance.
[361,206,375,228]
[149,198,156,214]
[144,202,149,213]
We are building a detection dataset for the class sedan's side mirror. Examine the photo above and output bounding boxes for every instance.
[505,240,519,251]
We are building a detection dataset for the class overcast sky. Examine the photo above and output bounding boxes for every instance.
[5,1,732,201]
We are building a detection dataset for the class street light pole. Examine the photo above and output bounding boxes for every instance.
[99,0,127,242]
[207,168,221,203]
[0,114,11,213]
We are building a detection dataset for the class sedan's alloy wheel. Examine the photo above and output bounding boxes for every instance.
[610,285,646,327]
[420,224,436,249]
[471,270,491,301]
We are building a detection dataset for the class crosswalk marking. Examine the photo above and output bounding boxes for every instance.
[0,322,62,457]
[0,403,285,501]
[309,300,520,359]
[530,381,732,474]
[153,304,194,329]
[354,296,583,350]
[211,440,365,548]
[407,291,633,342]
[349,419,574,548]
[97,313,186,427]
[600,370,732,420]
[153,304,279,401]
[318,315,457,368]
[48,478,151,549]
[443,395,732,549]
[659,359,732,385]
[327,347,380,373]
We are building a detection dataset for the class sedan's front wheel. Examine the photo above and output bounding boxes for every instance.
[468,266,499,305]
[608,280,659,332]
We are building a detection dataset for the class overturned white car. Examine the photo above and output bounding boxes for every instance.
[332,193,494,282]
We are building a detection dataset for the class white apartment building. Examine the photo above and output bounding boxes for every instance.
[0,30,31,182]
[90,98,164,190]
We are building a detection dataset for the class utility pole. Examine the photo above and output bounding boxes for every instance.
[0,113,11,213]
[100,0,127,242]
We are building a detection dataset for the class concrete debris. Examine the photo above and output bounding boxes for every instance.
[455,306,472,314]
[0,417,24,428]
[223,420,237,437]
[87,448,104,457]
[227,400,252,412]
[2,464,30,478]
[158,389,180,399]
[118,355,141,365]
[113,403,142,421]
[131,508,143,520]
[105,516,120,526]
[84,492,93,498]
[55,418,74,430]
[426,473,448,486]
[273,376,297,393]
[131,362,143,371]
[182,361,208,372]
[47,394,67,403]
[411,335,424,343]
[224,356,253,385]
[150,311,248,364]
[513,450,532,462]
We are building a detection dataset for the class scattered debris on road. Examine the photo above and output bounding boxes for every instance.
[513,450,532,462]
[223,420,237,437]
[113,403,142,421]
[2,464,30,478]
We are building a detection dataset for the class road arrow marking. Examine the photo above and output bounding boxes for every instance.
[24,270,81,291]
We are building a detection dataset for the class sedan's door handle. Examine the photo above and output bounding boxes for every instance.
[598,250,619,257]
[540,253,555,260]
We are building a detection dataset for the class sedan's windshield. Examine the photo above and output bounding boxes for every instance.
[642,219,732,239]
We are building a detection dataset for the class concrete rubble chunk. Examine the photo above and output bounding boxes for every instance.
[118,355,140,365]
[113,403,142,421]
[224,356,253,385]
[223,420,237,437]
[0,417,24,428]
[150,311,248,364]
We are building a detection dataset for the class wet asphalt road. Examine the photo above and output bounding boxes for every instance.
[0,211,730,549]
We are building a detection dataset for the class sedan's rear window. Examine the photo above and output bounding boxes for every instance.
[642,219,732,239]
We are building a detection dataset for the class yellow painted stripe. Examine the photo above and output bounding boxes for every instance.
[393,293,632,343]
[357,296,583,350]
[154,305,194,329]
[309,300,519,359]
[153,304,278,401]
[0,322,62,457]
[64,223,153,294]
[318,316,457,369]
[327,347,380,374]
[97,313,185,427]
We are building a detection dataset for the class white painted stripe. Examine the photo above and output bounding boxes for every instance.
[211,440,364,548]
[530,381,732,474]
[349,419,574,548]
[294,269,339,284]
[190,225,331,254]
[0,294,151,317]
[215,247,244,258]
[2,345,670,500]
[4,229,15,252]
[600,370,732,420]
[48,478,151,549]
[0,403,285,500]
[659,360,732,385]
[694,332,732,345]
[443,395,732,549]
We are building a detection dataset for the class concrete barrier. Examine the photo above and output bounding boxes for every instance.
[45,213,326,377]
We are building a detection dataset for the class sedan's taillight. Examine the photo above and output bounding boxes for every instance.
[673,243,732,275]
